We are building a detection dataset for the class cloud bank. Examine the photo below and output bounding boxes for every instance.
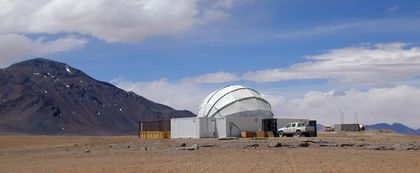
[111,78,212,112]
[113,77,420,128]
[112,42,420,128]
[173,42,420,85]
[243,42,420,84]
[0,0,235,65]
[181,72,240,84]
[0,0,197,42]
[0,0,236,42]
[264,85,420,129]
[0,34,87,66]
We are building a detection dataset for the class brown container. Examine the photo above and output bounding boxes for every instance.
[241,131,255,138]
[255,131,267,138]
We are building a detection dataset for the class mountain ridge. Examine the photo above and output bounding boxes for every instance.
[0,58,195,135]
[316,122,419,136]
[365,123,420,136]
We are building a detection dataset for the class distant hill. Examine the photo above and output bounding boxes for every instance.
[316,124,325,131]
[0,58,195,135]
[365,123,420,136]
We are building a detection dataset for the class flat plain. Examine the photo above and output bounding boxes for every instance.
[0,132,419,173]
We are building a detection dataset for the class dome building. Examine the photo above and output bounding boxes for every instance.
[171,85,274,138]
[197,85,273,119]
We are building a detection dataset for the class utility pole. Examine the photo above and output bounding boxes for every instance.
[356,112,359,124]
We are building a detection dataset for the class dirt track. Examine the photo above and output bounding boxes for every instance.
[0,132,419,173]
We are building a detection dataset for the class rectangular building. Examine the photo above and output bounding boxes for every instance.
[170,115,268,139]
[334,124,361,131]
[170,116,317,138]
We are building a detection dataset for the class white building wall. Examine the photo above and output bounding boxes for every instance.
[171,117,219,138]
[172,111,276,138]
[216,117,227,138]
[226,117,261,137]
[171,115,276,138]
[224,115,271,138]
[171,117,201,139]
[206,118,217,138]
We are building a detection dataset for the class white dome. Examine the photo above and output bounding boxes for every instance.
[197,85,273,118]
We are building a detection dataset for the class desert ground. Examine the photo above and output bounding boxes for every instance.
[0,131,419,173]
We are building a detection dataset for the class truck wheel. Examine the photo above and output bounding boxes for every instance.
[278,131,284,137]
[295,130,302,137]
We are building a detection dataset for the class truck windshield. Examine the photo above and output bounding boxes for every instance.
[298,123,304,127]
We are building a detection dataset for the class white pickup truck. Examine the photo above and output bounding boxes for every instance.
[277,122,315,137]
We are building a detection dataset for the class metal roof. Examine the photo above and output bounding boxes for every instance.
[197,85,273,118]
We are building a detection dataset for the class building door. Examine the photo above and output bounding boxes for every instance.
[208,118,216,138]
[262,119,278,136]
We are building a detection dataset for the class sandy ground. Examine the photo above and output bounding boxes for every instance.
[0,132,419,173]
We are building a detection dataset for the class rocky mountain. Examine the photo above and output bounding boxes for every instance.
[365,123,420,136]
[0,58,195,135]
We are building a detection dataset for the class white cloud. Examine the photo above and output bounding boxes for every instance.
[112,76,420,128]
[170,42,420,85]
[111,78,214,113]
[109,41,420,129]
[386,5,399,13]
[0,34,87,67]
[181,72,239,84]
[0,0,235,43]
[203,9,230,21]
[200,0,236,21]
[0,0,237,65]
[264,85,420,129]
[243,42,420,84]
[214,0,236,9]
[273,18,420,39]
[0,0,197,42]
[109,73,234,112]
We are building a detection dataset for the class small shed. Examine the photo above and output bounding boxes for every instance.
[170,117,216,138]
[139,120,170,132]
[334,124,361,131]
[138,120,171,139]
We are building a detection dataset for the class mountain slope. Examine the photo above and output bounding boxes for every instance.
[316,124,325,132]
[0,58,195,135]
[365,123,419,136]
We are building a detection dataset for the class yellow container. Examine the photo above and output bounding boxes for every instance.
[267,131,275,137]
[139,131,171,139]
[165,132,171,139]
[255,131,267,138]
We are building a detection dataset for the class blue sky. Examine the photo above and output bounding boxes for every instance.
[1,0,420,128]
[45,0,419,82]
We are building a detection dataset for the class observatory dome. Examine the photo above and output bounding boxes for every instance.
[197,85,273,118]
